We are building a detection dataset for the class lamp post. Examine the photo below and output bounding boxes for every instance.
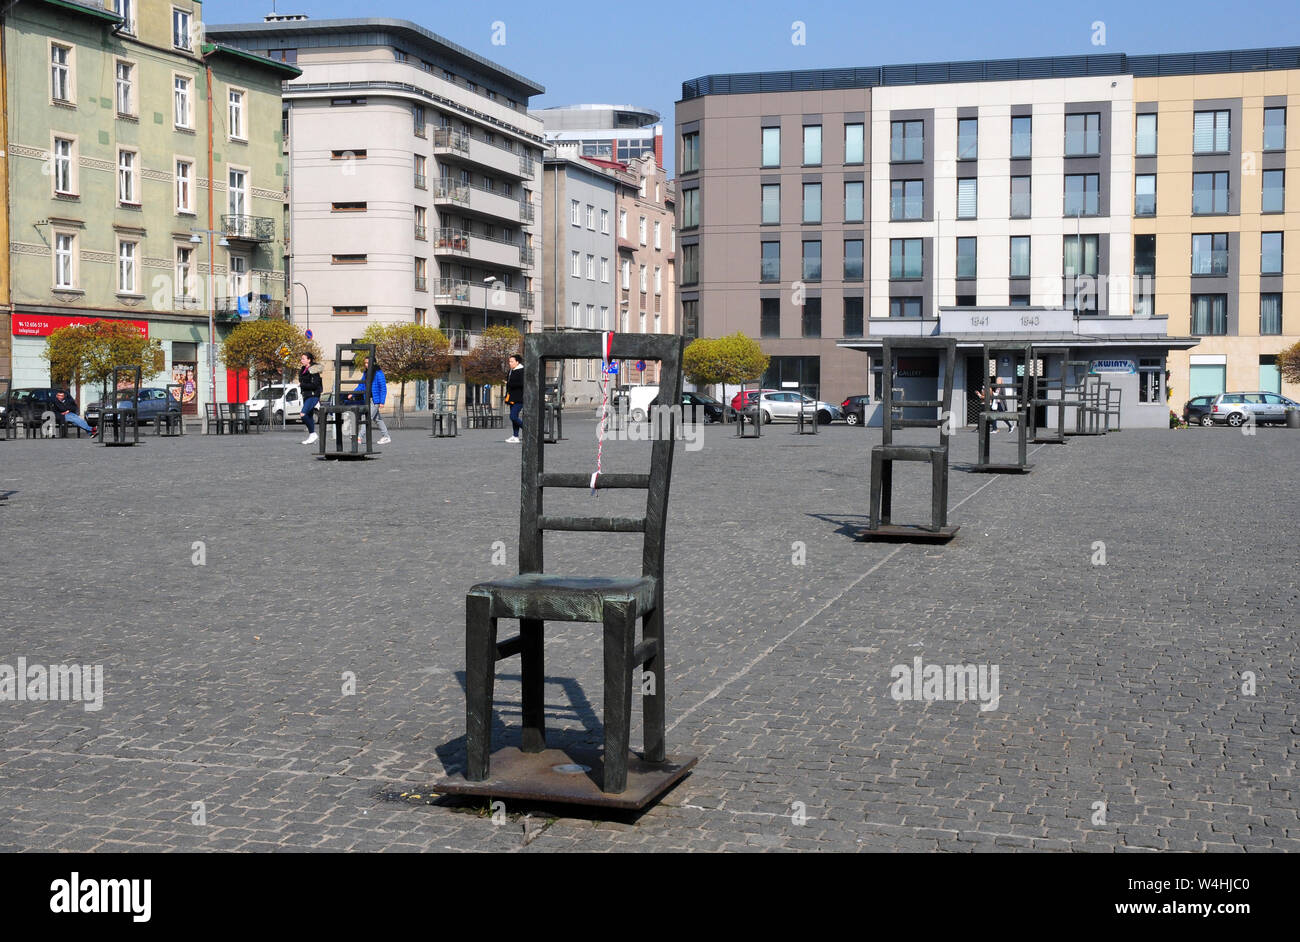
[190,227,230,434]
[482,275,496,333]
[293,280,310,334]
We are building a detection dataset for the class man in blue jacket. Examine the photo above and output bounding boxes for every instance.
[356,355,392,445]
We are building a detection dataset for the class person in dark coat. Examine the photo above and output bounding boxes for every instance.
[298,352,323,444]
[53,389,95,437]
[504,353,524,443]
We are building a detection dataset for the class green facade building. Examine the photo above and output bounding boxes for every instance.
[4,0,297,410]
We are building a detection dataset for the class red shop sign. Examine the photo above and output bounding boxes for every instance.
[12,313,149,338]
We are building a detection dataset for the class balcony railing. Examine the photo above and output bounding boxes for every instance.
[434,228,470,253]
[519,155,535,177]
[222,214,274,242]
[520,201,535,223]
[435,278,473,304]
[431,127,471,154]
[519,291,534,312]
[520,246,535,267]
[214,297,283,319]
[174,295,200,311]
[433,178,470,204]
[445,328,482,354]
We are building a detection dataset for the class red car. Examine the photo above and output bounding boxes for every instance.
[729,388,777,412]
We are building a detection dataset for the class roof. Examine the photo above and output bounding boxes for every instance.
[838,334,1201,349]
[201,42,302,80]
[207,18,544,97]
[682,45,1300,99]
[38,0,122,24]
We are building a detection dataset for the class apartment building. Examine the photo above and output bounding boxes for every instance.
[6,0,296,410]
[613,152,676,385]
[210,16,545,406]
[534,103,663,165]
[677,46,1299,409]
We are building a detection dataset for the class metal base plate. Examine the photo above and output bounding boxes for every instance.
[317,450,380,461]
[856,523,959,542]
[435,747,698,811]
[970,462,1034,474]
[1032,437,1067,444]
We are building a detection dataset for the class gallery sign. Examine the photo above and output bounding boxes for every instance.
[12,314,149,338]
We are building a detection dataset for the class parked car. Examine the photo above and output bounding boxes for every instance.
[841,394,871,426]
[1209,391,1299,427]
[741,391,841,425]
[1182,395,1217,427]
[5,388,68,426]
[729,388,777,413]
[681,390,725,424]
[84,387,179,427]
[247,383,305,423]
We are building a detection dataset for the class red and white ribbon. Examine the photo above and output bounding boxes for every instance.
[590,331,615,492]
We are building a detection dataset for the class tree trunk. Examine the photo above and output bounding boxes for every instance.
[396,380,407,428]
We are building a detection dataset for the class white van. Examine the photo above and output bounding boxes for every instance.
[247,383,303,423]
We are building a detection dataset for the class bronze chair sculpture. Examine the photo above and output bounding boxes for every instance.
[972,342,1034,473]
[317,343,378,459]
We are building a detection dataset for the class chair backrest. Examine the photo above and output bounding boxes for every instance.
[332,343,375,407]
[518,332,684,580]
[980,342,1033,411]
[878,338,956,446]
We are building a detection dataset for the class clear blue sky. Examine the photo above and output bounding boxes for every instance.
[216,0,1296,173]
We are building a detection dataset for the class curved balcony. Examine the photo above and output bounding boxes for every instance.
[222,214,274,243]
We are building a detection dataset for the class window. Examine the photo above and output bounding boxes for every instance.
[802,240,822,282]
[1010,236,1031,278]
[54,232,76,288]
[1191,294,1227,335]
[638,264,647,292]
[412,104,425,137]
[1134,234,1155,316]
[332,149,367,160]
[117,149,138,205]
[114,0,136,34]
[173,75,192,128]
[117,240,137,293]
[1064,174,1100,216]
[1260,294,1283,335]
[843,297,864,337]
[175,159,193,212]
[618,209,628,238]
[1192,233,1229,275]
[956,237,977,280]
[601,257,610,283]
[681,299,699,339]
[957,178,977,219]
[1193,110,1230,154]
[414,155,427,188]
[682,188,700,228]
[761,126,780,167]
[1063,234,1099,276]
[51,43,72,102]
[600,209,610,234]
[585,204,595,230]
[890,298,922,318]
[760,297,781,337]
[1009,295,1031,307]
[586,305,596,328]
[844,181,864,223]
[1192,171,1230,214]
[227,169,247,216]
[585,254,595,280]
[223,89,245,140]
[569,302,581,328]
[890,180,923,221]
[621,258,631,289]
[890,239,923,279]
[175,245,194,299]
[681,244,698,284]
[414,205,426,238]
[52,138,74,194]
[1136,113,1157,156]
[681,132,700,172]
[761,184,780,224]
[1010,115,1032,158]
[639,216,647,245]
[1263,107,1286,151]
[654,221,662,249]
[1010,176,1031,218]
[570,200,580,226]
[332,306,368,316]
[638,178,647,199]
[654,266,662,294]
[801,297,822,338]
[1261,232,1283,275]
[332,253,367,265]
[172,7,192,50]
[844,239,864,282]
[1262,170,1284,213]
[569,250,580,277]
[760,241,780,282]
[1064,113,1101,156]
[115,61,134,116]
[891,120,924,162]
[1135,174,1156,216]
[802,183,821,223]
[957,118,978,160]
[844,124,864,165]
[803,125,822,165]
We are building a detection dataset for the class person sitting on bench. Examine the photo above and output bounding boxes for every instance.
[53,389,95,437]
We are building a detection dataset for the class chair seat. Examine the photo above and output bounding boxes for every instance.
[872,443,946,462]
[469,572,658,622]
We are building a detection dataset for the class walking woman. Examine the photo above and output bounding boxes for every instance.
[299,352,323,445]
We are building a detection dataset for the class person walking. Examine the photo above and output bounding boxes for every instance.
[355,355,391,445]
[504,353,524,443]
[298,352,323,445]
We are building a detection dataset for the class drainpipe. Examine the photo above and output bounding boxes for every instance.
[206,59,216,431]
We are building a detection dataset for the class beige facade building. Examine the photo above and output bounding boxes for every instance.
[615,153,676,385]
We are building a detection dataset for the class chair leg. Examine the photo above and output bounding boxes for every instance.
[601,599,636,793]
[879,457,893,525]
[519,618,545,753]
[869,450,883,529]
[465,594,498,781]
[931,456,949,530]
[641,601,665,764]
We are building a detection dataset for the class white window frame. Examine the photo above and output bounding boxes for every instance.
[117,237,138,294]
[175,243,195,300]
[621,258,631,289]
[585,204,595,230]
[639,216,647,246]
[50,41,73,104]
[228,87,246,142]
[117,147,139,205]
[601,305,610,329]
[639,177,647,198]
[114,0,137,35]
[654,266,662,294]
[585,254,595,280]
[570,199,581,226]
[51,136,77,196]
[600,208,610,234]
[618,209,628,238]
[53,230,77,289]
[115,58,136,117]
[570,301,581,328]
[639,264,647,292]
[569,250,581,278]
[586,304,596,329]
[654,220,661,249]
[175,157,194,213]
[228,253,248,299]
[172,7,193,51]
[227,166,249,217]
[173,74,193,129]
[600,257,610,282]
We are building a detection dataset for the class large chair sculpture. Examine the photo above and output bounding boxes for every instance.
[97,366,141,447]
[1027,347,1068,444]
[430,381,459,438]
[972,342,1033,473]
[318,343,378,459]
[861,338,958,541]
[0,378,12,441]
[795,382,820,435]
[438,332,696,809]
[1063,360,1105,436]
[154,383,185,436]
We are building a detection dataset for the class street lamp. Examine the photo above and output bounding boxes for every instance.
[190,228,230,434]
[293,280,310,334]
[482,275,496,333]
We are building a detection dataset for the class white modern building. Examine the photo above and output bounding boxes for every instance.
[533,103,663,166]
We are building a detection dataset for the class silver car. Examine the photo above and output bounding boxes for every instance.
[1209,391,1298,427]
[747,391,842,425]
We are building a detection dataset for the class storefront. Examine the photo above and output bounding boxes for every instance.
[839,308,1200,430]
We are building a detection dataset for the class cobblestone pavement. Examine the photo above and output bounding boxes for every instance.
[0,417,1295,852]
